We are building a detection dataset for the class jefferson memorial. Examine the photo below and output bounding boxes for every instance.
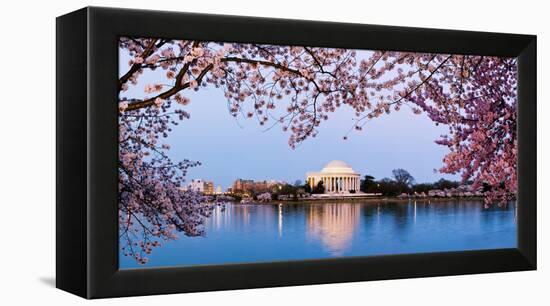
[306,160,361,194]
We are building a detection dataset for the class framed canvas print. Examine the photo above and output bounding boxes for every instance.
[56,6,537,299]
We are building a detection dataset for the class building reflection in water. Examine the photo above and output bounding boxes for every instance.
[306,203,361,256]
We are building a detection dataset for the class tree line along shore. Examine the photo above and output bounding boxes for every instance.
[210,169,513,204]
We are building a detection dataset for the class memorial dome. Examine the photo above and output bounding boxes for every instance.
[321,160,356,174]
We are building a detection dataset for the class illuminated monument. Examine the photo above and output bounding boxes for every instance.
[306,160,361,194]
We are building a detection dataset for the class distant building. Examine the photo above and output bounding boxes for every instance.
[204,181,214,194]
[231,179,283,195]
[216,186,222,194]
[232,179,254,193]
[185,179,204,192]
[306,160,361,194]
[185,179,215,194]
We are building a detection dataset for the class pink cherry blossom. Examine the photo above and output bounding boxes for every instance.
[118,37,517,263]
[154,97,164,108]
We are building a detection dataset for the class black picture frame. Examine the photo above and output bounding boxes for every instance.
[56,6,537,299]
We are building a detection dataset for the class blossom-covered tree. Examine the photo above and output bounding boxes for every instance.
[364,54,517,205]
[407,55,517,206]
[118,37,517,263]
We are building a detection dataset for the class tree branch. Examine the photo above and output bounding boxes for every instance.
[118,39,167,92]
[125,56,305,111]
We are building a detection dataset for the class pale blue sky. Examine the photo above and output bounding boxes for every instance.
[119,44,460,191]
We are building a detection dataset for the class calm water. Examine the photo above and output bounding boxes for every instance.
[120,200,517,268]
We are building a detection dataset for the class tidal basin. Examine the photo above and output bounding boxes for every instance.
[120,200,516,268]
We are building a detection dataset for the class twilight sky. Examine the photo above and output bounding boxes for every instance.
[120,44,460,191]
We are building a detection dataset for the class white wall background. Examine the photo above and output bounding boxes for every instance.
[0,0,547,304]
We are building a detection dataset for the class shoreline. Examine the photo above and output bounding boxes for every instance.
[231,196,491,205]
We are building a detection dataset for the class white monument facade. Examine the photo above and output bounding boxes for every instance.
[306,160,361,194]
